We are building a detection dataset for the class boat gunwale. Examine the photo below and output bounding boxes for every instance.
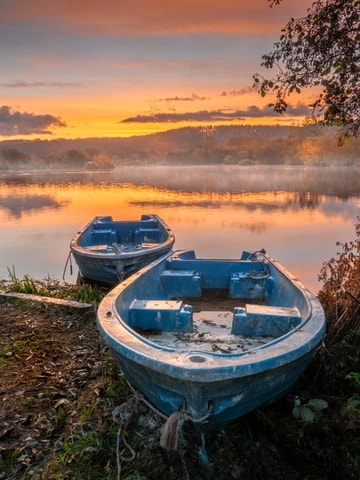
[70,213,175,259]
[97,250,326,380]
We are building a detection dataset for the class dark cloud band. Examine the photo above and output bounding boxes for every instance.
[121,103,311,123]
[0,105,66,136]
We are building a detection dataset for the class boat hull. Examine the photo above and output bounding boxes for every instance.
[70,214,175,285]
[97,249,326,431]
[108,344,316,430]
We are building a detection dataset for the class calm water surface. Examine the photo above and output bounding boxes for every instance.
[0,165,359,294]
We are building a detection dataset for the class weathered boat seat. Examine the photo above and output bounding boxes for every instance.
[127,299,193,332]
[160,270,202,297]
[91,229,118,244]
[93,220,157,231]
[231,304,302,337]
[229,271,272,300]
[133,228,161,243]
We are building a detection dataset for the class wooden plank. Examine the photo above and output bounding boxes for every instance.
[0,290,93,310]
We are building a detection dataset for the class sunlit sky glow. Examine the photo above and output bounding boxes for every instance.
[0,0,315,140]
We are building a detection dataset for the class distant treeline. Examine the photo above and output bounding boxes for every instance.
[0,125,359,170]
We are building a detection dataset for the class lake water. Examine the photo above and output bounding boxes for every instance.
[0,165,359,294]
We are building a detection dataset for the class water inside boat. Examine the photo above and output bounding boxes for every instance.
[124,251,304,355]
[135,289,279,354]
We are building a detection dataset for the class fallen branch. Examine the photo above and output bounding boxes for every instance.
[0,290,93,310]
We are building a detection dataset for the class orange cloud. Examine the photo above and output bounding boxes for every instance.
[0,0,316,139]
[3,0,314,36]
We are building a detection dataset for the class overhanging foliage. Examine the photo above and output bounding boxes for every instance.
[254,0,360,142]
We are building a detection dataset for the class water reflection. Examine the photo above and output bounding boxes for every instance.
[131,191,323,211]
[0,193,62,218]
[0,165,359,294]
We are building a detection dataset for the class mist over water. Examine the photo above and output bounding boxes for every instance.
[0,165,359,294]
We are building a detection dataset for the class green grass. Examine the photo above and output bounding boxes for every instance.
[4,267,106,305]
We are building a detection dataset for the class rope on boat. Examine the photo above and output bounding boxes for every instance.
[246,268,270,279]
[112,382,167,480]
[62,251,73,281]
[247,248,266,259]
[111,381,212,478]
[159,411,186,450]
[198,432,212,474]
[112,399,137,480]
[245,249,270,279]
[126,381,168,420]
[160,410,212,474]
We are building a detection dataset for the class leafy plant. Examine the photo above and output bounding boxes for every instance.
[255,0,360,140]
[292,396,328,422]
[318,217,360,346]
[346,372,360,387]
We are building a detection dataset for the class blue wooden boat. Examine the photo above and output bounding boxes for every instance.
[70,214,175,285]
[97,249,326,432]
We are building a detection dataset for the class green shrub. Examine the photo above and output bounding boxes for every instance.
[318,217,360,346]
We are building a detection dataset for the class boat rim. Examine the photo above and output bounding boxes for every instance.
[97,250,326,377]
[69,213,175,258]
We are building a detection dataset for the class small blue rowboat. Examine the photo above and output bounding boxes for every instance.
[70,214,175,285]
[97,249,326,432]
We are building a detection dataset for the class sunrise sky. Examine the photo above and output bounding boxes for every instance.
[0,0,315,140]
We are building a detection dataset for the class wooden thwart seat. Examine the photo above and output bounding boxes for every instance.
[127,299,193,332]
[232,304,302,337]
[160,270,202,297]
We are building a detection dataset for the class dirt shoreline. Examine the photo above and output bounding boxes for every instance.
[1,296,359,480]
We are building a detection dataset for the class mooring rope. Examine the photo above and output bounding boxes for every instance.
[126,381,168,420]
[112,382,167,480]
[62,251,73,281]
[112,381,212,478]
[112,397,137,480]
[159,411,186,450]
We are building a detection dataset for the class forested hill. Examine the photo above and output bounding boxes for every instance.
[0,124,359,170]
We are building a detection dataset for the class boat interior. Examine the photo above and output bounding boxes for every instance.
[80,216,169,250]
[120,251,305,353]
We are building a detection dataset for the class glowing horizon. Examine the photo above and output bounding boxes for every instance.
[0,0,315,141]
